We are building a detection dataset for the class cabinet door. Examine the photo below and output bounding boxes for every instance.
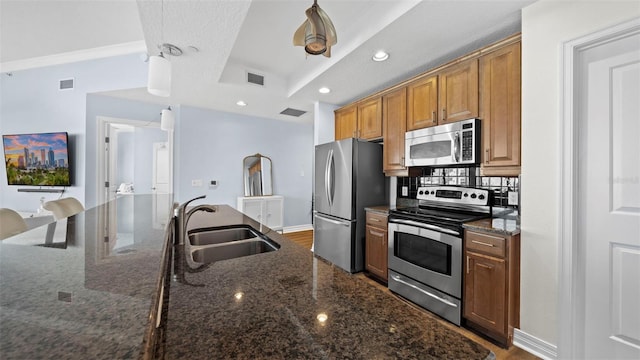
[264,197,283,230]
[357,97,383,140]
[383,88,407,173]
[365,225,388,281]
[464,251,506,335]
[241,199,263,224]
[439,59,479,124]
[407,75,438,130]
[335,105,358,140]
[480,42,521,171]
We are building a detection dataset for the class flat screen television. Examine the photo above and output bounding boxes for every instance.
[2,132,71,186]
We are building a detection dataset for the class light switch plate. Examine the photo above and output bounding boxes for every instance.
[402,186,408,197]
[508,191,519,205]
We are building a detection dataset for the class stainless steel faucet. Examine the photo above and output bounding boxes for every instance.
[174,195,216,245]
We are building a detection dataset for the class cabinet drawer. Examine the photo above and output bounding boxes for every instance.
[465,231,505,258]
[366,212,388,228]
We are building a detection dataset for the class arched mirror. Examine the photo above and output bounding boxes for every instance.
[243,154,273,196]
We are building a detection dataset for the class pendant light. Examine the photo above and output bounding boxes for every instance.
[160,106,174,131]
[148,0,171,97]
[293,0,337,57]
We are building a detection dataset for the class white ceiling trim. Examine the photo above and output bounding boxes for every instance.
[0,41,147,73]
[286,0,422,98]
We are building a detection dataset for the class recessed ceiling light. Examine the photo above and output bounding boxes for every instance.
[236,100,247,107]
[319,87,331,94]
[372,50,389,62]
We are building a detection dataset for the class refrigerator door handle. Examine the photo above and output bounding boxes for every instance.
[326,149,335,207]
[315,213,350,227]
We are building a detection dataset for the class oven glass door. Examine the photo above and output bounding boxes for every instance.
[388,222,462,298]
[394,231,452,276]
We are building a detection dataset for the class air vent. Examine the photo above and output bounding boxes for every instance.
[247,72,264,86]
[59,78,74,90]
[280,108,306,117]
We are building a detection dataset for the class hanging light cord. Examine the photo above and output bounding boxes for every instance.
[160,0,165,56]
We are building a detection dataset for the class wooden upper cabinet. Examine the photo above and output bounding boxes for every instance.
[480,42,521,174]
[407,75,438,130]
[439,59,479,124]
[382,87,407,174]
[334,104,358,141]
[358,97,383,140]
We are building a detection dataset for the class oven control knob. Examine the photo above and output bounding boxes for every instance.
[419,190,424,195]
[479,194,486,200]
[470,193,477,199]
[464,193,469,197]
[430,191,435,195]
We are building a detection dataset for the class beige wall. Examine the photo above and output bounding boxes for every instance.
[520,0,640,347]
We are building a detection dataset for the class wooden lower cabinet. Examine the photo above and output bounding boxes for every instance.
[365,210,388,283]
[464,229,520,347]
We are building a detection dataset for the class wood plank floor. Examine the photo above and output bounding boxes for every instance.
[283,230,540,360]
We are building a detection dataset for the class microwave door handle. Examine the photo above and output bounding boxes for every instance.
[453,131,461,163]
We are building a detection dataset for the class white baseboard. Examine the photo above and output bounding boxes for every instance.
[513,328,558,360]
[283,224,313,233]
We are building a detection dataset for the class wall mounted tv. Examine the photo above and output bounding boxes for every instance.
[2,132,71,186]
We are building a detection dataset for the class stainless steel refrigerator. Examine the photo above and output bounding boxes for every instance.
[313,138,386,273]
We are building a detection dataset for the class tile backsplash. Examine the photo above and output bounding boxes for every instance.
[397,167,520,210]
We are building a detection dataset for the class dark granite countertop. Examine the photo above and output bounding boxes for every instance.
[0,194,172,360]
[463,217,521,236]
[160,205,491,359]
[364,205,390,215]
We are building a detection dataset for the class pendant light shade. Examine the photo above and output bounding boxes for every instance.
[293,0,337,57]
[148,53,172,97]
[160,106,174,131]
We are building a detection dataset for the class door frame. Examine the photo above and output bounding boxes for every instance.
[96,116,174,206]
[558,17,640,359]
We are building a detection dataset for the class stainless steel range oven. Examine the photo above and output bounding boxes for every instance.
[388,186,491,325]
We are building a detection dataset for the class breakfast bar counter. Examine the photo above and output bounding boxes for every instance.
[0,195,172,359]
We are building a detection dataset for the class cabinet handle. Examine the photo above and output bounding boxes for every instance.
[401,156,405,167]
[478,263,492,270]
[466,256,470,274]
[471,240,495,247]
[485,149,490,164]
[432,111,437,124]
[370,218,380,222]
[442,108,446,120]
[370,230,385,237]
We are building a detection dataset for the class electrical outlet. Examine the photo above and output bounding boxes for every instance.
[402,186,408,197]
[192,179,203,187]
[508,191,519,205]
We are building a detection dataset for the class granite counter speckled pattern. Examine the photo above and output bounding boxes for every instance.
[0,195,171,360]
[463,217,521,236]
[161,205,491,359]
[364,205,390,215]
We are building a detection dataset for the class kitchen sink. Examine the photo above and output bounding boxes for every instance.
[186,224,280,264]
[188,225,259,246]
[191,238,279,263]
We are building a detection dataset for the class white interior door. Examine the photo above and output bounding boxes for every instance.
[152,142,170,194]
[578,30,640,358]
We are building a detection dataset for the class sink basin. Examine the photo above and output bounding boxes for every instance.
[186,224,280,263]
[191,238,279,263]
[188,225,259,246]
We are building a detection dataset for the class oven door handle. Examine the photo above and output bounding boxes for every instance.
[391,219,460,237]
[390,275,458,308]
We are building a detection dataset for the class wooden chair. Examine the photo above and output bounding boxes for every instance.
[43,197,85,220]
[0,208,28,240]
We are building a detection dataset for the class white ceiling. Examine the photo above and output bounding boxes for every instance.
[0,0,536,124]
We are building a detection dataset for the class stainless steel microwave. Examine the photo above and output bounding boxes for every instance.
[405,118,481,167]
